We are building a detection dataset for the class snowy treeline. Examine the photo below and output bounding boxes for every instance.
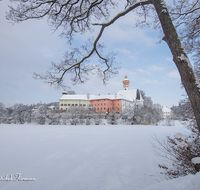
[0,91,164,125]
[0,102,58,125]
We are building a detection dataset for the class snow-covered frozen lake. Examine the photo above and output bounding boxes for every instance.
[0,123,188,190]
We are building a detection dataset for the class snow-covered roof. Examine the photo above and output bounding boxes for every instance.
[60,94,133,102]
[60,94,89,100]
[90,94,133,101]
[117,89,143,101]
[59,88,144,102]
[162,106,171,113]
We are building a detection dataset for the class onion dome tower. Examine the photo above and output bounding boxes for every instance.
[123,75,130,90]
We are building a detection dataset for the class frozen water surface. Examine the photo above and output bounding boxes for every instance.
[0,123,192,190]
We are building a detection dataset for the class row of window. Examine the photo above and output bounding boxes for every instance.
[92,103,120,106]
[96,107,120,111]
[60,108,87,110]
[95,99,120,102]
[60,104,86,106]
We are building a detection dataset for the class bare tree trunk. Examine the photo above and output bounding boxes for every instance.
[152,0,200,132]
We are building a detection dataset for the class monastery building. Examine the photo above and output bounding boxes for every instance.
[59,76,144,114]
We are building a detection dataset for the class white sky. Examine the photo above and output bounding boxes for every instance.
[0,0,186,108]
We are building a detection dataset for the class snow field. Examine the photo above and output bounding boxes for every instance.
[0,123,194,190]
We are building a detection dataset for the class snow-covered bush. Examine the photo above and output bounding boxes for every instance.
[70,118,79,125]
[46,111,60,125]
[154,129,200,179]
[85,118,90,125]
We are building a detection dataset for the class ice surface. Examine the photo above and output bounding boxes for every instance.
[0,123,196,190]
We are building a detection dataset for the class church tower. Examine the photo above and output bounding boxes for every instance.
[123,75,130,90]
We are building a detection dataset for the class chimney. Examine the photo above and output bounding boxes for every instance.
[87,93,90,99]
[62,91,67,95]
[115,93,117,98]
[98,94,100,96]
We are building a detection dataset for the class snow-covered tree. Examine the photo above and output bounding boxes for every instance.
[23,104,35,123]
[137,90,163,125]
[6,0,200,132]
[154,64,200,178]
[46,111,61,125]
[34,105,48,125]
[0,102,6,123]
[121,106,135,124]
[107,110,118,125]
[10,104,27,124]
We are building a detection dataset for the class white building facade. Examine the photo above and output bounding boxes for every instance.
[59,75,144,113]
[162,106,172,119]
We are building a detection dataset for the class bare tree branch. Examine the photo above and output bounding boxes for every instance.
[32,0,151,88]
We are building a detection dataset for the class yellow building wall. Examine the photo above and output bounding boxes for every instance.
[59,99,91,110]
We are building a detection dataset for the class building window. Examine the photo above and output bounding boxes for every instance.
[104,107,106,110]
[64,104,67,106]
[61,108,63,110]
[80,104,82,106]
[75,104,78,106]
[66,108,67,110]
[104,103,106,105]
[97,108,99,110]
[83,104,86,106]
[61,104,63,106]
[101,108,102,110]
[101,103,102,106]
[68,104,70,106]
[72,104,74,106]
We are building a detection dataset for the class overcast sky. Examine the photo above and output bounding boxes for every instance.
[0,0,186,108]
